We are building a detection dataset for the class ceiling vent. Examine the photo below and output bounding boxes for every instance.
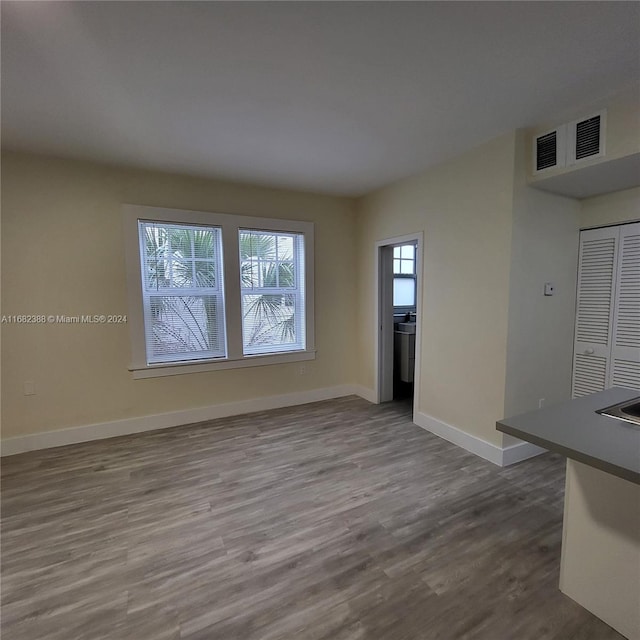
[532,109,607,175]
[568,110,606,165]
[533,126,566,173]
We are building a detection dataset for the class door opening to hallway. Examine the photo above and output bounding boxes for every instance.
[376,233,423,418]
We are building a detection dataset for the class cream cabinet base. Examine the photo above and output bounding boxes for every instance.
[560,460,640,640]
[394,331,415,383]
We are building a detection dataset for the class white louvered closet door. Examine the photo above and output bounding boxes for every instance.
[572,227,619,397]
[572,222,640,398]
[610,222,640,390]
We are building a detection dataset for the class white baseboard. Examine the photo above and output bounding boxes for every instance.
[414,411,504,465]
[351,384,377,404]
[1,384,365,457]
[413,411,545,467]
[1,386,541,467]
[502,440,548,466]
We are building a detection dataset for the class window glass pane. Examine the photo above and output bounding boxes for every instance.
[141,222,221,290]
[262,261,278,288]
[242,293,299,352]
[393,259,401,274]
[139,221,225,364]
[240,258,256,288]
[277,235,294,260]
[400,245,415,260]
[279,262,295,288]
[241,258,283,289]
[169,227,193,258]
[144,257,170,290]
[240,230,305,355]
[241,232,275,289]
[393,247,401,259]
[240,230,276,262]
[193,260,216,287]
[192,228,217,259]
[399,260,414,275]
[393,277,415,307]
[144,225,167,260]
[146,294,225,362]
[167,259,195,288]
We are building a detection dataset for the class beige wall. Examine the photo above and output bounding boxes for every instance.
[504,131,581,419]
[355,133,516,447]
[1,152,357,438]
[4,133,632,450]
[579,186,640,229]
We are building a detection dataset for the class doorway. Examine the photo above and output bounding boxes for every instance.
[375,232,423,417]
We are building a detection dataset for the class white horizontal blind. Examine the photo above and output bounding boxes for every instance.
[610,222,640,390]
[139,221,226,364]
[239,230,305,355]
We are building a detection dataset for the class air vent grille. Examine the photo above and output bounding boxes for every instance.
[575,115,601,160]
[536,131,557,171]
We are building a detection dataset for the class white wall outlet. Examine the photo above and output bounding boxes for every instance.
[544,283,554,296]
[538,398,545,409]
[24,381,36,396]
[299,364,306,375]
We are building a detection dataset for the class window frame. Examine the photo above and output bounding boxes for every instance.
[392,243,417,313]
[123,204,315,379]
[239,229,306,356]
[138,220,227,364]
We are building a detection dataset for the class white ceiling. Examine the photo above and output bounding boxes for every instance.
[2,2,639,196]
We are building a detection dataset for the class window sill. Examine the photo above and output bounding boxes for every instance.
[129,350,316,379]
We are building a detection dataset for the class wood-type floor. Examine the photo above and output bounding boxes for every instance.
[1,397,623,640]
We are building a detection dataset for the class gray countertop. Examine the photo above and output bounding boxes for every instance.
[497,388,640,485]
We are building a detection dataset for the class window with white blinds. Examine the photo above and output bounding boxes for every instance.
[240,230,305,355]
[139,221,226,364]
[124,205,315,377]
[572,222,640,397]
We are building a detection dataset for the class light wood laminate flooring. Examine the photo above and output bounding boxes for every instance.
[1,397,623,639]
